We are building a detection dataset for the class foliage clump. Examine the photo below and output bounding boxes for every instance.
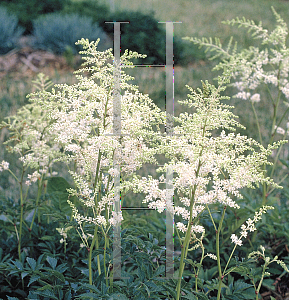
[0,6,24,55]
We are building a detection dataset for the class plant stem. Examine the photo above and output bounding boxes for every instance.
[175,111,208,300]
[223,243,237,276]
[251,100,263,146]
[18,168,25,260]
[104,234,108,287]
[216,206,227,300]
[30,177,43,231]
[176,223,192,300]
[88,225,100,286]
[95,229,101,276]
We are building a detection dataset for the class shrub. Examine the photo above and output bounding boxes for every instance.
[0,6,24,55]
[32,13,109,55]
[101,10,185,65]
[0,0,69,34]
[61,0,110,27]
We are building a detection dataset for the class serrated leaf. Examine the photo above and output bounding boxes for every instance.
[64,290,72,300]
[108,293,128,300]
[192,291,209,300]
[0,214,13,223]
[46,256,57,270]
[28,274,41,287]
[13,260,23,270]
[47,269,65,282]
[113,281,127,287]
[81,284,101,293]
[233,280,253,291]
[37,284,53,291]
[226,265,250,276]
[35,289,59,300]
[56,263,68,273]
[182,293,198,300]
[77,267,89,277]
[21,271,29,279]
[153,265,165,277]
[77,293,100,299]
[27,257,37,271]
[40,235,56,241]
[47,177,77,214]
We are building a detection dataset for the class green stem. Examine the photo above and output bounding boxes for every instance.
[104,234,108,287]
[30,177,43,231]
[216,206,227,300]
[223,244,237,276]
[176,110,208,300]
[88,225,99,286]
[251,100,263,146]
[176,224,192,300]
[95,229,101,276]
[255,264,267,300]
[195,241,205,292]
[18,168,25,260]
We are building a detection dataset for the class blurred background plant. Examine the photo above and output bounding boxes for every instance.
[0,6,24,55]
[31,13,109,55]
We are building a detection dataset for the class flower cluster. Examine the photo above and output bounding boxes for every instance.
[185,7,289,147]
[249,245,289,273]
[56,226,73,245]
[231,206,274,247]
[132,81,282,237]
[29,38,165,241]
[0,160,9,172]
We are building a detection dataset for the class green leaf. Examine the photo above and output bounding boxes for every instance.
[279,158,289,168]
[27,257,37,271]
[13,260,23,270]
[35,289,59,300]
[56,263,68,273]
[0,214,13,224]
[153,265,165,277]
[46,176,76,215]
[113,281,127,287]
[77,293,100,299]
[192,291,209,300]
[21,271,29,279]
[46,256,57,270]
[40,235,56,241]
[233,280,253,291]
[80,284,101,293]
[64,291,72,300]
[226,265,250,276]
[182,294,198,300]
[108,293,128,300]
[46,269,65,282]
[28,274,41,287]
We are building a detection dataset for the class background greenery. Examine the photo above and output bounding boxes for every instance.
[1,0,289,299]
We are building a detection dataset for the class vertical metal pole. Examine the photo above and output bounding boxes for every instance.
[105,21,128,280]
[159,21,181,279]
[113,21,121,280]
[165,21,174,279]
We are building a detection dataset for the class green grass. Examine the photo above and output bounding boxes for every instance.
[100,0,289,41]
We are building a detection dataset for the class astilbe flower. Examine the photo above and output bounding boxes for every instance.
[1,92,63,184]
[184,7,289,145]
[0,160,9,172]
[132,79,283,236]
[230,205,274,247]
[187,7,289,101]
[29,38,165,240]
